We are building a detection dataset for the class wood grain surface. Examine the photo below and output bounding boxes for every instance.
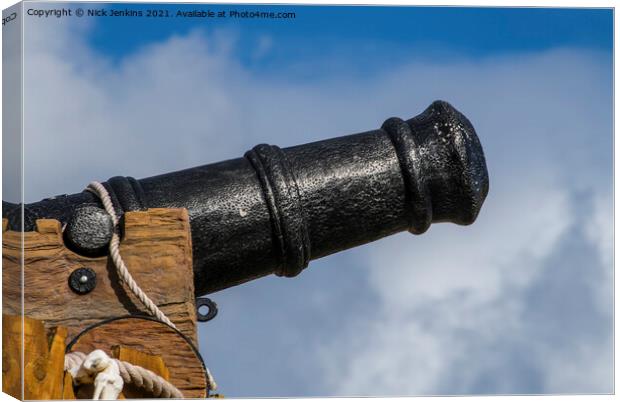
[2,208,208,398]
[2,208,198,344]
[2,314,67,400]
[2,314,23,399]
[68,316,206,398]
[112,345,170,399]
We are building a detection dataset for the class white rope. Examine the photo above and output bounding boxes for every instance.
[65,351,184,399]
[86,181,177,330]
[84,181,218,394]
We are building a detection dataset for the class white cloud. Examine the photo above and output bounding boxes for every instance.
[584,190,614,316]
[317,168,576,394]
[253,35,274,60]
[20,18,612,396]
[587,191,613,268]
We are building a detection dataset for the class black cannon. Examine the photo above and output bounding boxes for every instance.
[3,100,489,296]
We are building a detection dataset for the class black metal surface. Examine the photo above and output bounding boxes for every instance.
[196,298,218,322]
[64,204,114,256]
[3,101,489,296]
[68,267,97,295]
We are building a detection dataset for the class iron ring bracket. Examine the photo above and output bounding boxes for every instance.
[196,297,218,322]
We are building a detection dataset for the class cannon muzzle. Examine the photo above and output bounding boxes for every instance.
[3,101,489,296]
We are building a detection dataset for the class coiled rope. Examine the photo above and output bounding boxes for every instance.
[64,351,184,398]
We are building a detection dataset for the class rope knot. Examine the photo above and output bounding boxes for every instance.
[65,350,184,399]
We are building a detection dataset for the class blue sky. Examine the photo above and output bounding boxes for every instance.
[90,6,612,60]
[9,3,614,397]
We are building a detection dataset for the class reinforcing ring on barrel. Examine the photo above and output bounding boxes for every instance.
[196,298,218,322]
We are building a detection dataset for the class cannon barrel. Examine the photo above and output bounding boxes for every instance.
[3,101,489,296]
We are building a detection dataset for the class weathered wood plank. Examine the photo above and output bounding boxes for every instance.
[2,208,198,345]
[62,373,77,400]
[68,316,206,398]
[112,346,170,380]
[2,208,206,397]
[112,346,170,399]
[3,315,67,400]
[39,326,68,399]
[3,314,23,399]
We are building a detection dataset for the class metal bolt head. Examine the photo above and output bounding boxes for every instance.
[69,267,97,295]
